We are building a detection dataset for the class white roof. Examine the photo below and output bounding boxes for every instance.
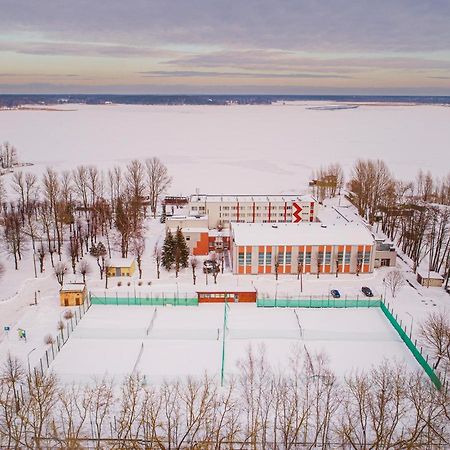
[167,215,208,221]
[108,257,135,267]
[171,227,209,234]
[190,194,315,203]
[60,283,86,292]
[231,222,374,246]
[197,287,256,293]
[417,269,444,280]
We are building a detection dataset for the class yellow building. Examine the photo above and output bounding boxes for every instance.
[106,257,136,277]
[60,283,87,306]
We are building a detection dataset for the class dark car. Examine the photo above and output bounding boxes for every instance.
[330,289,341,299]
[203,260,218,274]
[361,286,374,297]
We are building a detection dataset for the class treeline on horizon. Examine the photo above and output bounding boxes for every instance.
[2,94,450,107]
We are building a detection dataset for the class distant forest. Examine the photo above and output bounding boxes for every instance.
[2,94,450,107]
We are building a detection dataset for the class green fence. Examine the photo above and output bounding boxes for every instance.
[380,302,442,390]
[90,293,198,306]
[257,298,382,308]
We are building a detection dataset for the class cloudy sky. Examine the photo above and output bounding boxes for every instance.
[1,0,450,94]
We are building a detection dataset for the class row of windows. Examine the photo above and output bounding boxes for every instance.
[240,250,372,267]
[200,293,232,298]
[221,205,295,211]
[220,212,289,218]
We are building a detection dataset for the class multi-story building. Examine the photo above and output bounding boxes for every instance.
[230,222,375,275]
[188,194,316,229]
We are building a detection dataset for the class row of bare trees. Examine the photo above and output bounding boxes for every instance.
[0,347,449,449]
[0,159,171,280]
[346,160,450,279]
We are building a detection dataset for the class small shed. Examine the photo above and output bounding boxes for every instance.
[60,283,87,306]
[417,270,444,288]
[197,288,257,303]
[106,258,136,277]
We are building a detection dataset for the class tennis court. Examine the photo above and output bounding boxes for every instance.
[50,304,418,384]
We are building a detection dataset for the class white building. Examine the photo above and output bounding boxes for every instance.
[188,194,317,229]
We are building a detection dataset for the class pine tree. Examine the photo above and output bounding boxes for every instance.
[162,230,175,271]
[175,227,189,269]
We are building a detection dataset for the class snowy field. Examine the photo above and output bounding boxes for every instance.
[49,304,418,385]
[1,102,450,195]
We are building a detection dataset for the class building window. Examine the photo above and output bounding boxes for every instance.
[238,253,244,266]
[258,252,265,265]
[344,252,351,264]
[265,252,272,265]
[337,252,344,263]
[325,251,332,264]
[285,252,292,264]
[363,251,371,264]
[299,252,311,264]
[246,252,252,265]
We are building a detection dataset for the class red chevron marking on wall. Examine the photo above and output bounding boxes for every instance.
[292,202,303,222]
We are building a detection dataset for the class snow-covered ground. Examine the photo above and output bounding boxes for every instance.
[1,102,449,195]
[49,304,416,385]
[0,102,449,385]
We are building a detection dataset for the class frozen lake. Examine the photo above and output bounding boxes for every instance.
[1,102,449,194]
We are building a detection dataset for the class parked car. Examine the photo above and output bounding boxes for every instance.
[203,260,219,274]
[330,289,341,299]
[361,286,374,297]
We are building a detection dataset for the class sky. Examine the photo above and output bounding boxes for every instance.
[1,0,450,95]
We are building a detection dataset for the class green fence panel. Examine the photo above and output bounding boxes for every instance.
[379,302,441,390]
[89,294,198,307]
[257,298,382,308]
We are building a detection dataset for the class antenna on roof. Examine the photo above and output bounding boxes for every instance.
[195,187,200,201]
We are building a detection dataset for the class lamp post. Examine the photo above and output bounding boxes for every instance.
[27,348,36,374]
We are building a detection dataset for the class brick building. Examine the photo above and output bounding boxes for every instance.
[230,222,375,275]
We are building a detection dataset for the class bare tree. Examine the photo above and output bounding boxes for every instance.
[145,157,172,218]
[190,256,198,285]
[420,310,450,370]
[54,261,68,286]
[36,241,46,273]
[130,233,145,279]
[384,269,406,298]
[78,259,91,283]
[2,207,26,270]
[153,244,162,279]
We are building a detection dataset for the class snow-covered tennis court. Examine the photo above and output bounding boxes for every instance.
[50,304,419,384]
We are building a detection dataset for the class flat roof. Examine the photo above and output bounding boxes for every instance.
[190,194,315,203]
[167,215,208,221]
[171,227,209,233]
[417,269,444,280]
[107,257,135,267]
[197,287,256,293]
[60,283,86,292]
[231,222,374,246]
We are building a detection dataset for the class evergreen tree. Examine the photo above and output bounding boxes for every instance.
[174,227,189,277]
[175,227,189,269]
[162,230,175,270]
